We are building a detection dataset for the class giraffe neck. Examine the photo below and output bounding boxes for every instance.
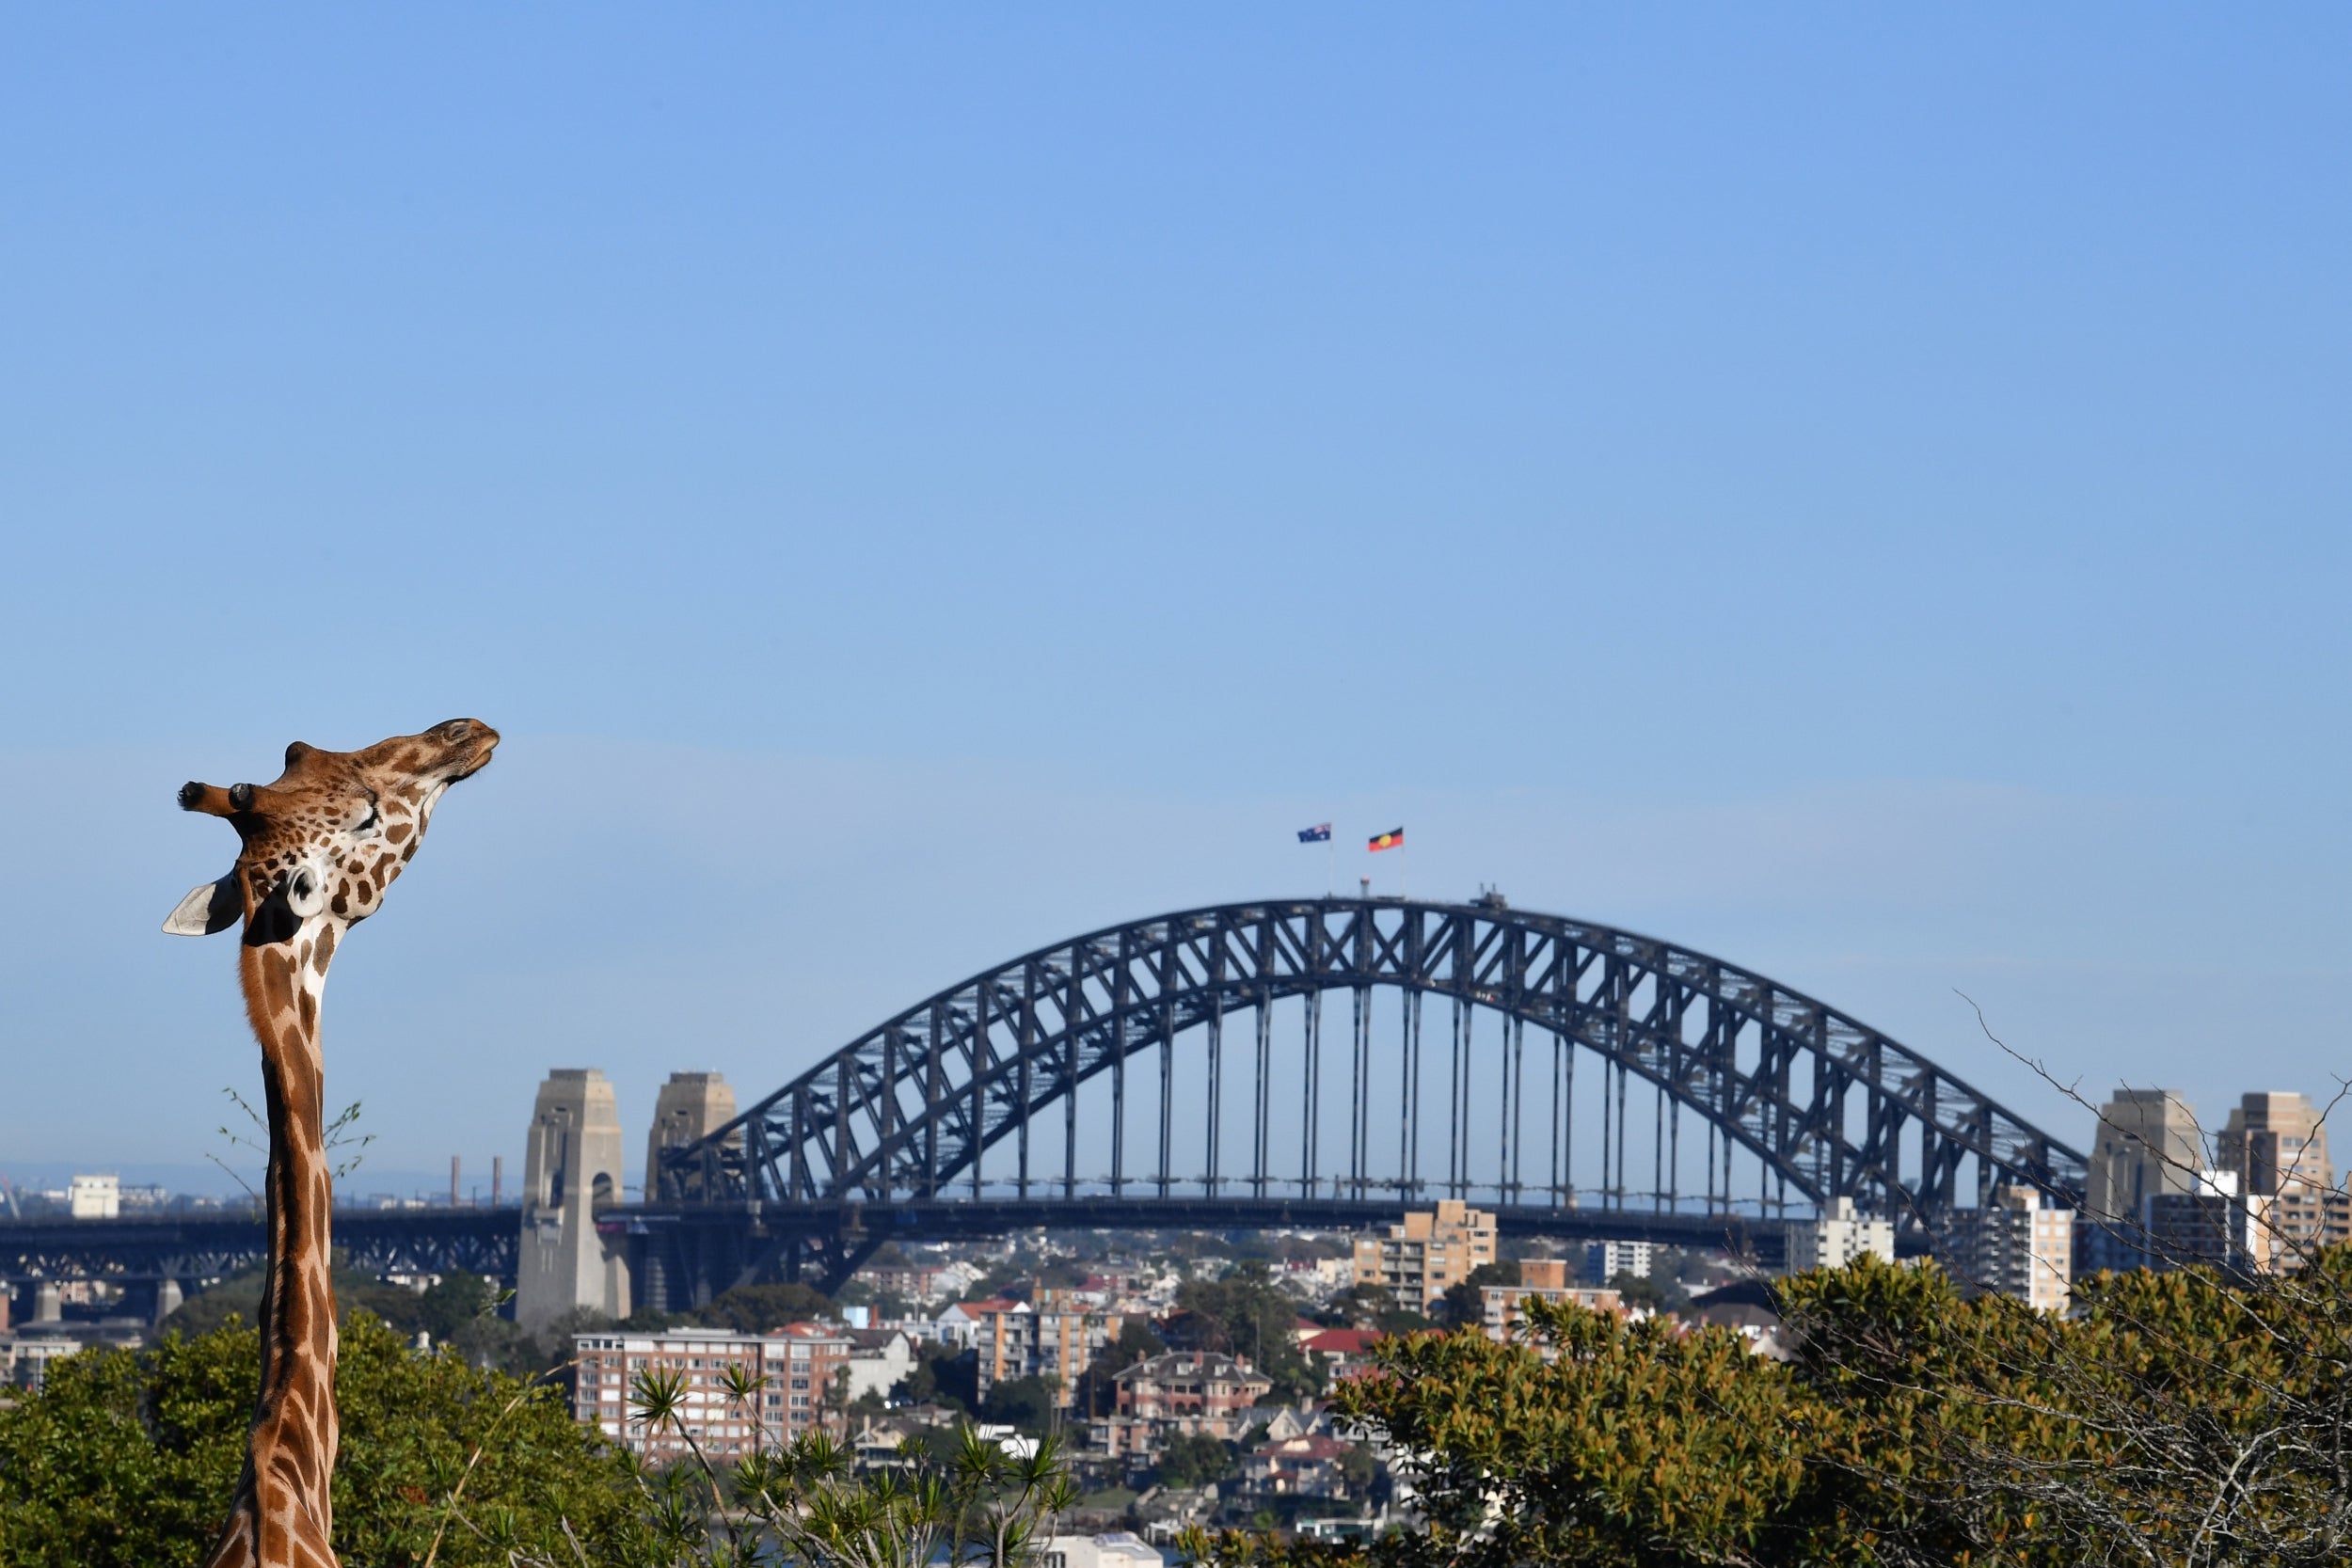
[207,932,342,1568]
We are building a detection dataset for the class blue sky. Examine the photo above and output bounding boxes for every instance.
[2,8,2344,1197]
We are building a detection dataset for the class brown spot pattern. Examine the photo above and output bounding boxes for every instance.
[191,721,497,1568]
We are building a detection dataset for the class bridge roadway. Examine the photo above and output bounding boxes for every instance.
[0,1204,520,1288]
[3,1195,1802,1299]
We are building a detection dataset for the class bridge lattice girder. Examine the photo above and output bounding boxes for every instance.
[660,898,2086,1233]
[0,1208,518,1284]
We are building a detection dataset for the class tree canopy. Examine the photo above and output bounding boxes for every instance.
[1173,1265,1316,1400]
[1196,1247,2352,1568]
[691,1280,838,1335]
[0,1311,642,1568]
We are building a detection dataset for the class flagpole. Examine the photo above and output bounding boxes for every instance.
[1326,835,1333,896]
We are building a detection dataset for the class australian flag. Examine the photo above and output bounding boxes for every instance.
[1297,823,1332,843]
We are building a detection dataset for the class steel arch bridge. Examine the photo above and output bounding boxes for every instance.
[638,896,2086,1297]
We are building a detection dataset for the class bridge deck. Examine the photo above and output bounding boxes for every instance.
[4,1196,1818,1289]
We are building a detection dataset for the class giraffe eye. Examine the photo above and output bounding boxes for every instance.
[354,803,379,834]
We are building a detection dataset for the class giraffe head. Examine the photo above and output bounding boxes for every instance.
[163,719,501,948]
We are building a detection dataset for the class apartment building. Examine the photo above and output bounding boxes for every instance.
[1030,1304,1124,1408]
[1352,1200,1498,1312]
[2219,1092,2332,1197]
[854,1259,984,1304]
[2248,1182,2352,1274]
[2219,1092,2352,1273]
[1481,1258,1624,1342]
[1581,1240,1653,1285]
[1947,1186,2074,1312]
[572,1322,854,1459]
[1786,1196,1895,1274]
[965,1293,1126,1409]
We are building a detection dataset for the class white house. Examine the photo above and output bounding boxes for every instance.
[1041,1532,1163,1568]
[840,1327,922,1402]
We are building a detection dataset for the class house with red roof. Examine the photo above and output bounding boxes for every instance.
[1300,1326,1380,1370]
[1242,1433,1359,1499]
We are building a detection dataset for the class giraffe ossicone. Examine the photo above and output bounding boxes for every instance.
[166,719,499,1568]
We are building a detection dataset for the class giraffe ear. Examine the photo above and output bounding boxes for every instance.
[164,875,243,937]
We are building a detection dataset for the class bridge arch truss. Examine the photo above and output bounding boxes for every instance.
[660,897,2086,1242]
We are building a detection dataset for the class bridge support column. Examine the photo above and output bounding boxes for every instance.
[516,1069,632,1333]
[645,1071,737,1203]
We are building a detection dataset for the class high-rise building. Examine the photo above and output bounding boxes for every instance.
[2084,1089,2352,1275]
[2145,1167,2249,1270]
[1948,1186,2073,1312]
[1352,1201,1498,1312]
[517,1069,631,1331]
[1786,1196,1894,1274]
[2218,1092,2332,1196]
[2212,1094,2349,1273]
[644,1070,738,1201]
[2084,1090,2204,1226]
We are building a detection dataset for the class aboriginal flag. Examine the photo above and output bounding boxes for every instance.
[1368,828,1405,852]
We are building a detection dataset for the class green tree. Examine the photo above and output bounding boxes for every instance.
[1439,1260,1520,1329]
[1359,1299,1825,1565]
[693,1280,836,1334]
[978,1374,1058,1435]
[1438,1280,1485,1329]
[1782,1246,2352,1566]
[1335,1444,1377,1497]
[1175,1265,1316,1400]
[1195,1246,2352,1568]
[1156,1432,1237,1490]
[894,1341,979,1411]
[1608,1270,1668,1311]
[414,1269,499,1345]
[158,1256,470,1342]
[156,1265,265,1339]
[0,1312,643,1568]
[1318,1281,1396,1330]
[961,1271,1024,1303]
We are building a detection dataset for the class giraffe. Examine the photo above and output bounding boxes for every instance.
[163,719,500,1568]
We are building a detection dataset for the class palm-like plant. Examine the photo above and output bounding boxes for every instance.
[944,1425,1079,1568]
[624,1358,1074,1567]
